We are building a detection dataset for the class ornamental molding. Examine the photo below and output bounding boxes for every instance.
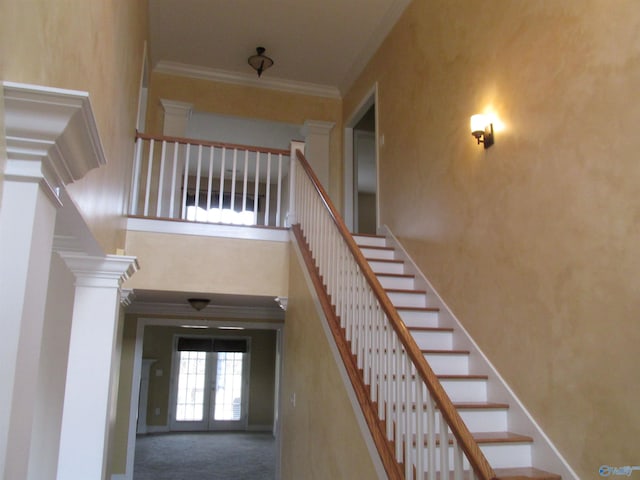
[58,252,139,288]
[154,61,341,100]
[2,81,107,198]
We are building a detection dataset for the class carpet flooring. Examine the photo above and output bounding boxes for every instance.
[133,432,276,480]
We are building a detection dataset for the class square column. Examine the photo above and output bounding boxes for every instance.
[56,254,138,480]
[301,120,335,194]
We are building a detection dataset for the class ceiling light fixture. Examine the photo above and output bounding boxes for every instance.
[470,114,495,149]
[187,298,210,311]
[248,47,274,77]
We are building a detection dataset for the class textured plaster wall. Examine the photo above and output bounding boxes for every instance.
[280,249,379,479]
[124,230,289,297]
[146,73,344,207]
[2,0,148,252]
[344,1,640,478]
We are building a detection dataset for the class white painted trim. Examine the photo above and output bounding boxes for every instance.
[111,474,126,480]
[344,83,379,233]
[380,225,580,480]
[2,82,106,190]
[154,61,341,99]
[144,425,171,434]
[246,424,273,432]
[290,235,387,480]
[338,0,412,94]
[125,217,290,242]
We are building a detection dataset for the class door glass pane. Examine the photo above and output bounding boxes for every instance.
[175,351,207,421]
[213,352,244,421]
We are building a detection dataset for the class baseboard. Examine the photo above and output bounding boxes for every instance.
[145,425,170,434]
[111,474,127,480]
[247,424,273,432]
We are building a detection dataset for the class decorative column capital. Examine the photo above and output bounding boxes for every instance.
[58,253,139,289]
[301,120,335,137]
[2,82,106,202]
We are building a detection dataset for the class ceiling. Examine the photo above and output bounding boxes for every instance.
[148,0,411,95]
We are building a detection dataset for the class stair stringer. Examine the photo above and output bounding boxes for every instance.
[380,225,579,480]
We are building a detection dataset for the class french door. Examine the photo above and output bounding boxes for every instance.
[170,336,249,431]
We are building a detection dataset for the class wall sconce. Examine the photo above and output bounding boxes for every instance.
[470,114,494,149]
[248,47,274,77]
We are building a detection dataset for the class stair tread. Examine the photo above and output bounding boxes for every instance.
[430,467,561,480]
[353,233,385,238]
[422,349,470,355]
[386,287,427,294]
[438,374,488,379]
[408,326,454,332]
[493,467,562,480]
[397,306,439,312]
[415,431,533,446]
[376,272,416,279]
[360,245,395,251]
[396,401,510,411]
[366,257,404,263]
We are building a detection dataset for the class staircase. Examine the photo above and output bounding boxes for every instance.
[353,233,561,480]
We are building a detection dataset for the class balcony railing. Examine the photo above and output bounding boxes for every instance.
[129,132,292,228]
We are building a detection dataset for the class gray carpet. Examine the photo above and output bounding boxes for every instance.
[133,432,276,480]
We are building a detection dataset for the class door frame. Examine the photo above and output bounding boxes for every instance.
[344,83,380,233]
[168,334,251,432]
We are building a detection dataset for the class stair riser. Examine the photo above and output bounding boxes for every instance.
[410,442,532,472]
[354,235,387,248]
[410,331,453,350]
[368,260,405,274]
[360,246,396,260]
[399,310,439,328]
[424,354,469,375]
[387,291,427,307]
[377,276,415,290]
[439,379,487,403]
[404,409,508,434]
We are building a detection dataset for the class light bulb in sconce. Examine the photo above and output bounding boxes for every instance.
[470,114,494,149]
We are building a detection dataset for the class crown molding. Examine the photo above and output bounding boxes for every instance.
[58,252,140,288]
[126,301,285,321]
[2,82,106,194]
[154,61,341,100]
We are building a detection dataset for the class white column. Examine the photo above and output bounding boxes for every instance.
[301,120,335,193]
[56,254,138,480]
[0,173,60,480]
[160,99,193,218]
[286,141,305,227]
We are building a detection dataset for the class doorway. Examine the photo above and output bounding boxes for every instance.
[344,86,379,234]
[170,336,250,431]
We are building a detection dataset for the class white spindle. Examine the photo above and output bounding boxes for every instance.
[453,436,464,480]
[195,144,203,211]
[254,152,260,225]
[130,136,143,215]
[276,153,283,226]
[206,146,214,211]
[156,140,167,217]
[218,147,226,212]
[264,153,271,226]
[169,141,179,218]
[427,389,436,480]
[143,139,155,217]
[181,143,191,220]
[242,150,249,213]
[440,407,450,477]
[230,148,238,212]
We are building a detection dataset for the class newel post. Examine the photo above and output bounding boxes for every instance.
[286,141,305,227]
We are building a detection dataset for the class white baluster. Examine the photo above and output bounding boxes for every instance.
[206,147,214,212]
[130,136,143,215]
[218,147,226,212]
[169,141,179,218]
[194,144,203,212]
[242,150,249,214]
[143,139,155,217]
[156,140,167,217]
[181,143,191,220]
[254,152,260,225]
[230,148,238,213]
[440,407,450,478]
[276,153,283,226]
[264,153,271,226]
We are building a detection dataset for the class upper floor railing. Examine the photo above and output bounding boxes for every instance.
[129,132,291,228]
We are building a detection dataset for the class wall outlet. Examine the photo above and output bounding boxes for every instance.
[155,368,163,377]
[154,408,160,416]
[290,393,296,408]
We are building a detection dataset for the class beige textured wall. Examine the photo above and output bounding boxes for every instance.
[344,1,640,478]
[2,0,148,252]
[142,326,277,428]
[280,249,379,479]
[124,231,289,297]
[146,73,344,207]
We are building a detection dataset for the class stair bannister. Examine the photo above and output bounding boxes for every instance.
[291,148,497,480]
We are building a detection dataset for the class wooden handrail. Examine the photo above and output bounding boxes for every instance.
[135,131,291,156]
[294,150,497,480]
